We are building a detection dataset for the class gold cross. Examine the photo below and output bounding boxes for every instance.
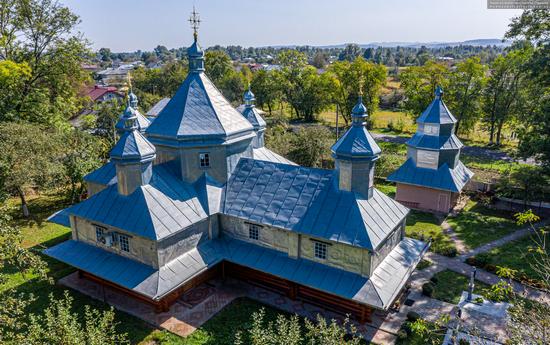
[188,6,201,40]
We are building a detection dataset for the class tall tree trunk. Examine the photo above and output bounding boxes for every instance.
[267,102,272,115]
[496,120,504,146]
[18,187,30,218]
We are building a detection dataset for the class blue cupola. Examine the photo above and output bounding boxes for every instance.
[240,87,266,148]
[110,107,156,196]
[331,96,381,198]
[115,92,151,134]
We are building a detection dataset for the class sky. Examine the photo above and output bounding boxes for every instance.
[61,0,523,52]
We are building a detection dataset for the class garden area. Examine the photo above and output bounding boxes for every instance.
[422,269,492,304]
[446,200,523,249]
[405,211,457,257]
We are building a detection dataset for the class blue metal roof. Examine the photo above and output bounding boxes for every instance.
[47,209,71,227]
[110,130,156,163]
[224,158,408,250]
[331,97,381,160]
[406,133,463,150]
[241,106,266,130]
[416,87,457,125]
[253,147,296,165]
[45,236,427,309]
[387,158,473,192]
[64,165,208,240]
[145,72,253,143]
[84,161,116,185]
[115,105,150,133]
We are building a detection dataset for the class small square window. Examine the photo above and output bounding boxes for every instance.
[95,226,105,242]
[314,242,327,260]
[119,234,130,252]
[249,224,260,240]
[199,153,210,167]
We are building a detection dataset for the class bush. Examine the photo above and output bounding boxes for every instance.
[474,252,491,266]
[465,257,477,266]
[400,321,412,335]
[407,311,421,322]
[438,246,458,257]
[397,329,408,340]
[430,276,439,284]
[422,282,434,297]
[459,338,471,345]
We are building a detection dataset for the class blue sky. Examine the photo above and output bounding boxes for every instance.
[62,0,522,51]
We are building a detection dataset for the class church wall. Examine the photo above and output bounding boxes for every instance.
[156,219,210,266]
[395,183,453,213]
[370,223,404,271]
[220,215,371,277]
[225,139,254,178]
[71,216,159,268]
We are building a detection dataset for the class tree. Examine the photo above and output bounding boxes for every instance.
[62,129,105,202]
[338,43,362,62]
[251,69,281,115]
[205,50,233,86]
[98,48,112,63]
[446,57,487,135]
[94,99,124,147]
[0,0,91,126]
[399,60,449,117]
[328,57,387,125]
[277,50,335,121]
[0,60,31,121]
[482,46,532,146]
[288,126,333,168]
[312,52,327,68]
[234,308,362,345]
[0,122,63,216]
[505,10,550,171]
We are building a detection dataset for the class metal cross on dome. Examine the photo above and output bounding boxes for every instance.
[188,7,201,40]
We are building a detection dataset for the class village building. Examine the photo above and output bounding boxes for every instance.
[387,87,473,213]
[85,85,123,103]
[45,26,428,323]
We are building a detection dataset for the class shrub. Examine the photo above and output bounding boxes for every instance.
[430,276,439,284]
[407,311,421,322]
[465,257,477,266]
[400,321,412,335]
[397,329,408,340]
[422,282,434,297]
[438,246,458,257]
[459,338,471,345]
[475,252,491,266]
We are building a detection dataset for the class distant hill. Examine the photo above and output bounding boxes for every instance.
[268,39,510,49]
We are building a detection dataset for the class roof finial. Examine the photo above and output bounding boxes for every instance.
[189,6,201,42]
[127,72,138,108]
[435,85,443,99]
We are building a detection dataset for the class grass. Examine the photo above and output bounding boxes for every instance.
[416,259,433,271]
[1,191,155,344]
[405,211,457,257]
[446,200,522,249]
[376,181,396,198]
[471,231,549,284]
[430,270,492,304]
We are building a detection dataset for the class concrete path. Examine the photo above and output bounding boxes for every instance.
[458,227,534,260]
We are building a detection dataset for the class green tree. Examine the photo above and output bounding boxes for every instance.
[250,70,282,115]
[328,57,387,125]
[399,60,449,117]
[482,46,532,146]
[312,51,328,68]
[94,99,124,147]
[0,122,63,216]
[446,56,487,135]
[338,43,362,62]
[205,50,233,86]
[235,308,362,345]
[276,50,333,121]
[0,0,91,126]
[62,129,105,202]
[288,126,333,168]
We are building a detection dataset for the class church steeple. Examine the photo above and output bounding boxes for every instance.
[187,7,204,73]
[331,95,381,198]
[240,86,266,148]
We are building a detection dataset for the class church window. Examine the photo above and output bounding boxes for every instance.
[199,153,210,167]
[416,150,438,169]
[95,226,106,242]
[248,224,260,240]
[119,234,130,252]
[314,242,327,260]
[423,124,439,135]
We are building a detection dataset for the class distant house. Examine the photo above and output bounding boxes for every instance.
[85,85,123,103]
[96,66,133,86]
[388,87,473,213]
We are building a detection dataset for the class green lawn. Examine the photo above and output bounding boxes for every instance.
[1,192,155,344]
[430,270,492,304]
[446,201,522,249]
[471,231,549,285]
[406,211,457,257]
[376,181,396,198]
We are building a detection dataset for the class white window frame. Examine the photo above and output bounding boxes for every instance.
[423,124,439,135]
[119,234,130,252]
[248,224,260,240]
[416,149,439,169]
[199,153,210,168]
[95,225,106,242]
[314,241,328,260]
